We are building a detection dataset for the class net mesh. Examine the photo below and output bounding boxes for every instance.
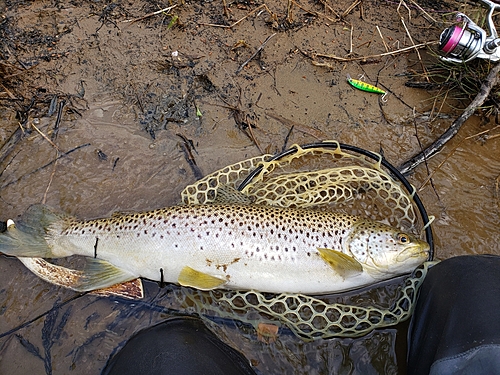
[175,142,432,340]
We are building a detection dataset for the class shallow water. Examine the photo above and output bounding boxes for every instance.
[1,0,499,374]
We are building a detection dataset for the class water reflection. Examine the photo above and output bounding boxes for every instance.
[0,277,408,374]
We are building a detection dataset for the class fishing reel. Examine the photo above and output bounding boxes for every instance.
[439,0,500,63]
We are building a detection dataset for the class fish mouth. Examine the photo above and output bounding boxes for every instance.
[396,242,430,262]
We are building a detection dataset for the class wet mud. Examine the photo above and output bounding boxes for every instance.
[0,0,499,374]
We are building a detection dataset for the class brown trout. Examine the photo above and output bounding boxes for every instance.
[0,203,429,296]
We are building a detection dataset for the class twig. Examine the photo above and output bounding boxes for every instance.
[398,11,428,81]
[30,122,63,153]
[291,0,339,23]
[51,99,65,141]
[222,0,229,18]
[316,0,340,19]
[177,134,203,180]
[349,24,353,54]
[311,41,437,62]
[496,174,500,213]
[287,0,293,23]
[342,0,360,17]
[242,113,264,154]
[0,82,16,99]
[236,33,276,74]
[398,62,500,175]
[409,0,436,24]
[376,25,389,53]
[43,157,58,204]
[200,4,270,28]
[122,5,178,23]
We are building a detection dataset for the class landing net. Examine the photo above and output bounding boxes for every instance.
[177,141,434,340]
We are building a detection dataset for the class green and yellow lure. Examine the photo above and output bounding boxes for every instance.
[347,74,386,99]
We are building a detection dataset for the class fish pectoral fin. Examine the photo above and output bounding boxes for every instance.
[178,266,226,290]
[74,258,137,292]
[317,248,363,278]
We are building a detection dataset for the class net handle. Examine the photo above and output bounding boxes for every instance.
[237,141,434,261]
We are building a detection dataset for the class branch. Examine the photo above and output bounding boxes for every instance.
[399,62,500,175]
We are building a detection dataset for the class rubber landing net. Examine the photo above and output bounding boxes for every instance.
[177,141,434,340]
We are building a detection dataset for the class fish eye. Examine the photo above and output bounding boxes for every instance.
[397,233,410,244]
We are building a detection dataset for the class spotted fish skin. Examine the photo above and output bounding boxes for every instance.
[1,204,429,294]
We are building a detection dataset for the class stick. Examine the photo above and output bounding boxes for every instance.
[30,122,62,153]
[314,41,437,61]
[316,0,340,19]
[398,13,428,81]
[177,134,204,180]
[342,0,360,17]
[51,99,65,141]
[291,0,339,23]
[376,25,389,53]
[122,5,178,23]
[398,62,500,175]
[236,33,276,74]
[200,4,269,28]
[409,0,436,24]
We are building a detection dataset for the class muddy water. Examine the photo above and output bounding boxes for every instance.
[1,0,499,374]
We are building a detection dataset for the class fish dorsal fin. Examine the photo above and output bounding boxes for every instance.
[18,257,143,299]
[213,185,255,205]
[111,210,135,218]
[317,248,363,278]
[178,266,226,290]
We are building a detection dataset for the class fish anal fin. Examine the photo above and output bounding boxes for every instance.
[317,248,363,278]
[92,278,144,299]
[178,266,226,290]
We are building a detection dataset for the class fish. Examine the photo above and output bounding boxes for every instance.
[0,203,429,297]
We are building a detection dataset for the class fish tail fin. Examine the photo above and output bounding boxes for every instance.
[0,204,66,258]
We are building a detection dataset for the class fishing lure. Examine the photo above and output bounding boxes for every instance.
[347,74,387,101]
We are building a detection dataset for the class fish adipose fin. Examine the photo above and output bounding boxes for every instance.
[18,257,143,299]
[317,248,363,278]
[178,266,227,290]
[0,204,66,258]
